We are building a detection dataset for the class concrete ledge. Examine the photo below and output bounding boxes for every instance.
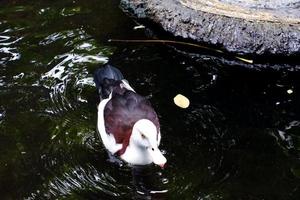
[120,0,300,56]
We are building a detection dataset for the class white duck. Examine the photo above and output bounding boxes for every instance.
[94,64,167,167]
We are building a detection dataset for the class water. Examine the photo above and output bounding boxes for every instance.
[0,0,300,199]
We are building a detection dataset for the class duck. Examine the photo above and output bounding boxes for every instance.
[94,64,167,168]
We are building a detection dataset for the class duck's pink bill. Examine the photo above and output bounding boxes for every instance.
[159,163,165,169]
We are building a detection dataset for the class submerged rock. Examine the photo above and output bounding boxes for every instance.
[120,0,300,56]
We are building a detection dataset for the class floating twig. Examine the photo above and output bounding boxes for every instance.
[108,39,253,64]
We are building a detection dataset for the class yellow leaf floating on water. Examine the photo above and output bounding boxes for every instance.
[174,94,190,109]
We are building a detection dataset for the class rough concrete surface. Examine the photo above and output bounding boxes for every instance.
[120,0,300,56]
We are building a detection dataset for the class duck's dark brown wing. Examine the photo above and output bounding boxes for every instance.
[104,90,160,155]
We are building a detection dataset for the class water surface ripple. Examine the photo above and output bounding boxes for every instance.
[0,0,300,200]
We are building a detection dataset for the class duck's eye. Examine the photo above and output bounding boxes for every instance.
[141,134,146,139]
[151,148,154,151]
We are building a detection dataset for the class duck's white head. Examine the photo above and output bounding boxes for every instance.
[123,119,167,167]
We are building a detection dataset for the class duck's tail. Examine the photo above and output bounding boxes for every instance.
[94,64,124,100]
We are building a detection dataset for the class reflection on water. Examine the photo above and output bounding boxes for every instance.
[0,28,22,65]
[0,0,300,199]
[30,164,127,199]
[273,120,300,159]
[27,163,168,200]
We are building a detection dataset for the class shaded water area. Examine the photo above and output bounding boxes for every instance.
[0,0,300,199]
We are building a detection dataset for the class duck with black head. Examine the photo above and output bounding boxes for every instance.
[94,64,167,168]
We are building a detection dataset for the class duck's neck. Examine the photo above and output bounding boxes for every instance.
[120,128,152,165]
[120,143,152,165]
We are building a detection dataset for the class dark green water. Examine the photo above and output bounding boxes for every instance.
[1,0,300,199]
